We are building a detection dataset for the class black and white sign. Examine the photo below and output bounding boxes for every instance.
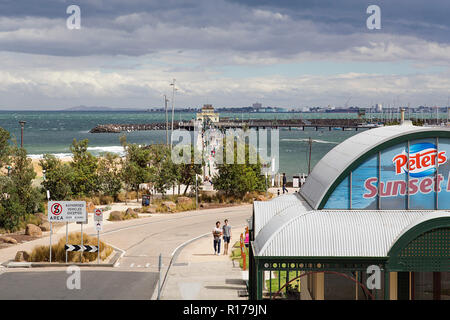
[95,221,103,232]
[48,201,86,222]
[65,244,98,252]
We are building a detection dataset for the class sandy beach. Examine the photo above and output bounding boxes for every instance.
[30,156,73,178]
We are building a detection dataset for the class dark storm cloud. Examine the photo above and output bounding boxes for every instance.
[230,0,450,42]
[0,0,448,58]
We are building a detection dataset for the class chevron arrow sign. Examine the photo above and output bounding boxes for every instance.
[65,244,98,252]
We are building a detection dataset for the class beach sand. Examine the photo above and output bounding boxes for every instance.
[30,156,73,178]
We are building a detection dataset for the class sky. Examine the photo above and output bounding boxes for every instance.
[0,0,449,110]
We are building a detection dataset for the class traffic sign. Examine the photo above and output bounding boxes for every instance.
[65,244,98,252]
[94,208,103,221]
[95,221,103,232]
[48,201,86,222]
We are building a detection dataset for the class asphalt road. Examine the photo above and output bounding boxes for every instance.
[0,205,252,300]
[0,270,158,300]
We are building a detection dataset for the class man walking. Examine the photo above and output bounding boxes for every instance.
[282,173,288,194]
[222,219,232,255]
[212,221,222,255]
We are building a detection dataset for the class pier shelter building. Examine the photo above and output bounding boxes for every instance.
[249,122,450,300]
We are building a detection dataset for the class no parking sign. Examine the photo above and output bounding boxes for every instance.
[48,201,86,222]
[94,208,103,221]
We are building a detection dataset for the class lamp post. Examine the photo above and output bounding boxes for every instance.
[19,121,26,148]
[164,95,169,146]
[170,79,176,149]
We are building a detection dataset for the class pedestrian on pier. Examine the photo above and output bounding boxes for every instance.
[282,173,288,194]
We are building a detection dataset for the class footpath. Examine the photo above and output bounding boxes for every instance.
[161,227,248,300]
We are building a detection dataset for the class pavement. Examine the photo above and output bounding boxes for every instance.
[0,204,252,300]
[161,227,248,300]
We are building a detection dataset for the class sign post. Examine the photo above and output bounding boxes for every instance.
[47,201,87,264]
[80,223,83,263]
[94,208,103,264]
[49,222,52,263]
[65,222,68,263]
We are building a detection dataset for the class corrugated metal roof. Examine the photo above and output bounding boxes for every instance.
[253,193,310,237]
[254,210,450,257]
[300,124,450,209]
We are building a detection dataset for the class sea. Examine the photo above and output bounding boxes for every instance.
[0,110,446,178]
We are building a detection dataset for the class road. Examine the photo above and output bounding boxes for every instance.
[0,205,252,299]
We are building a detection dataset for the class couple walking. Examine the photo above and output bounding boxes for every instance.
[212,219,231,255]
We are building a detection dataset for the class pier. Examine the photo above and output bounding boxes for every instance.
[90,119,382,133]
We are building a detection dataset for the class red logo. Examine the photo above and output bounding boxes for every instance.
[50,203,62,215]
[392,143,447,177]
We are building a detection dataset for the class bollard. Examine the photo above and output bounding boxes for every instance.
[157,253,162,300]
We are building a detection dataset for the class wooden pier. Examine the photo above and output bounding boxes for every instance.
[90,119,382,133]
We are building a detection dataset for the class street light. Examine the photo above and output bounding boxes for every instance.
[170,79,176,149]
[19,121,26,148]
[164,95,169,146]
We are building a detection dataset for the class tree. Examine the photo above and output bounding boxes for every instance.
[0,146,41,230]
[121,143,151,201]
[39,154,73,200]
[98,152,122,200]
[146,144,178,196]
[0,127,11,167]
[212,140,266,198]
[176,146,203,195]
[10,146,40,214]
[70,139,99,197]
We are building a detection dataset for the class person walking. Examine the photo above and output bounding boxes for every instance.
[212,221,222,255]
[222,219,232,255]
[282,173,288,194]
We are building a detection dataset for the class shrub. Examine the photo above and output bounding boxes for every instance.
[99,195,114,205]
[28,232,113,263]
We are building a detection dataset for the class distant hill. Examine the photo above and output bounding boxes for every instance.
[62,106,146,112]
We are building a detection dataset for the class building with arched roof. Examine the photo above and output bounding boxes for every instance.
[249,122,450,300]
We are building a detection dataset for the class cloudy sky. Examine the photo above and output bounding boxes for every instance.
[0,0,449,109]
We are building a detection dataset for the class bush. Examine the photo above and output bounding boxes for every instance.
[99,195,114,205]
[117,191,137,202]
[107,209,139,221]
[28,232,113,263]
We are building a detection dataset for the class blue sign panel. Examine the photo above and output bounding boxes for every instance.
[323,137,449,210]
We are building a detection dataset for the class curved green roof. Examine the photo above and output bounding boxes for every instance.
[299,123,450,210]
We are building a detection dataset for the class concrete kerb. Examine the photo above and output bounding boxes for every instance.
[151,232,211,300]
[1,243,125,268]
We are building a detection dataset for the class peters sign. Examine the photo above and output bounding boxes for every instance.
[323,137,450,210]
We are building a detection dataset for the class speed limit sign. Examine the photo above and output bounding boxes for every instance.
[94,208,103,221]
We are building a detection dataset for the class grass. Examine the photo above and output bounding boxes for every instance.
[266,271,301,294]
[230,241,249,269]
[28,232,113,263]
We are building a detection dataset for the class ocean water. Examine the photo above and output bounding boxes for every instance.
[0,110,441,178]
